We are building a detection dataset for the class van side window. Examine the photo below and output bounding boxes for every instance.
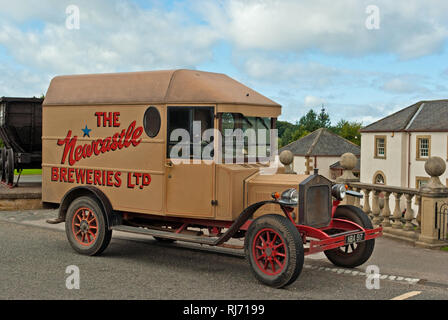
[167,107,214,159]
[143,106,161,138]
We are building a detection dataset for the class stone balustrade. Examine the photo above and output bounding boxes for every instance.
[344,181,421,240]
[335,153,448,248]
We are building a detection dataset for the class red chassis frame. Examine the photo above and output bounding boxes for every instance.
[120,200,382,255]
[241,199,383,255]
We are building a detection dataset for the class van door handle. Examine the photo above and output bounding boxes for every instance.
[165,161,173,168]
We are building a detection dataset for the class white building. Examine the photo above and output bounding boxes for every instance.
[279,128,360,179]
[360,99,448,189]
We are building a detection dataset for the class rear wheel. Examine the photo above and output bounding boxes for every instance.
[245,214,304,288]
[324,205,375,268]
[0,147,6,182]
[65,196,112,256]
[4,148,14,185]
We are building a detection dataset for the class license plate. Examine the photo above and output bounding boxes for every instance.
[344,232,365,245]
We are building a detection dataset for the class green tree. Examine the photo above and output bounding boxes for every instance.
[278,107,362,147]
[330,120,362,146]
[317,106,331,128]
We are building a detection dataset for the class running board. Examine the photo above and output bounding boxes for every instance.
[111,225,219,245]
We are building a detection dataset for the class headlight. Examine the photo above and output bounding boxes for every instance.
[281,188,298,203]
[331,184,346,200]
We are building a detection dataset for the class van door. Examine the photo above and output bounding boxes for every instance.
[165,106,215,218]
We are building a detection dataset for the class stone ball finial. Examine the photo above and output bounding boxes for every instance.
[279,150,295,174]
[424,156,446,177]
[420,156,448,194]
[279,150,294,166]
[340,152,357,171]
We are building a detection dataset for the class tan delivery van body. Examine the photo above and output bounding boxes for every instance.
[43,69,381,288]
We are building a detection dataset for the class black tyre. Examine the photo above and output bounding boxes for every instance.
[0,147,6,181]
[5,148,14,185]
[324,205,375,268]
[65,196,112,256]
[245,214,304,288]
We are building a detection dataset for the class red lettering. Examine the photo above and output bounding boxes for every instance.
[132,126,143,146]
[57,131,77,166]
[114,172,122,187]
[95,112,103,127]
[60,167,68,182]
[67,168,74,183]
[113,112,120,127]
[57,122,143,166]
[75,146,83,162]
[127,172,135,188]
[86,169,93,184]
[117,130,126,149]
[142,174,151,186]
[51,167,59,181]
[123,122,135,148]
[106,171,113,186]
[103,112,112,127]
[94,170,101,185]
[76,169,85,184]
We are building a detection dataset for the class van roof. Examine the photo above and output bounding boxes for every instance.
[43,69,281,108]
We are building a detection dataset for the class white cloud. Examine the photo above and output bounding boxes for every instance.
[216,0,448,59]
[0,0,221,95]
[381,77,424,94]
[304,95,326,108]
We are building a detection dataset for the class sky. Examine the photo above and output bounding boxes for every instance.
[1,0,448,126]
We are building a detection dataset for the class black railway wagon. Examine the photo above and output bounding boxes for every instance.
[0,97,43,185]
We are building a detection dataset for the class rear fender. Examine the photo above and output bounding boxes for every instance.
[57,186,117,229]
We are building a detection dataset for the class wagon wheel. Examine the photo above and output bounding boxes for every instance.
[0,147,6,182]
[4,148,14,185]
[245,214,304,288]
[65,196,112,256]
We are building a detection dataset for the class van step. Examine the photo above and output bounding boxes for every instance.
[111,225,219,245]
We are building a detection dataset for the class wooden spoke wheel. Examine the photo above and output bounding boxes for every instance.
[245,214,304,288]
[65,196,112,256]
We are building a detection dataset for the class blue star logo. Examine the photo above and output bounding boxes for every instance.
[82,125,92,138]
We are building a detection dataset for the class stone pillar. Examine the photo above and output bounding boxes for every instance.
[416,157,448,248]
[336,153,359,183]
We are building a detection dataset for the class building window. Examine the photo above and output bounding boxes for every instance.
[416,176,430,189]
[416,135,431,160]
[374,136,386,159]
[373,171,386,185]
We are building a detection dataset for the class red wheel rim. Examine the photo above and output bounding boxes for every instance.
[252,228,287,275]
[72,207,98,246]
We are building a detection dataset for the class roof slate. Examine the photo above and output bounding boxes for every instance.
[279,128,360,156]
[361,100,448,132]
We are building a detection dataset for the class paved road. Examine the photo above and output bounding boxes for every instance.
[0,209,447,300]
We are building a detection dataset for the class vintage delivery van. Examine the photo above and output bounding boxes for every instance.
[43,69,382,288]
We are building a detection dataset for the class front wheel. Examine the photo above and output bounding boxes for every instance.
[65,196,112,256]
[245,214,304,288]
[324,205,375,268]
